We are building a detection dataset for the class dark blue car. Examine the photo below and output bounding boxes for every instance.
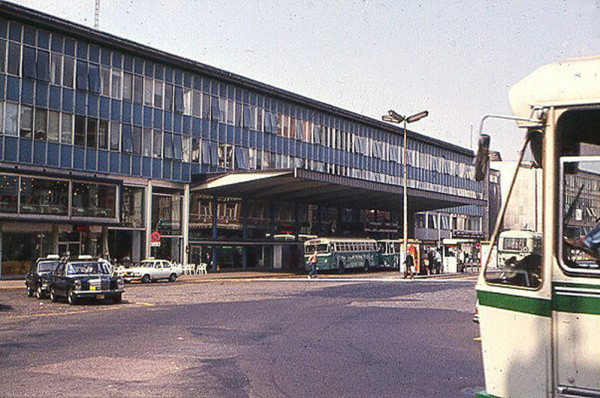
[25,255,61,299]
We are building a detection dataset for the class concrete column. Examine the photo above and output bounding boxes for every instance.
[242,198,248,270]
[144,181,153,259]
[132,232,141,263]
[51,224,59,254]
[182,184,190,265]
[211,194,218,272]
[101,225,109,256]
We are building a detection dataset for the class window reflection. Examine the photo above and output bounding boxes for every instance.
[20,177,69,215]
[121,186,144,228]
[72,182,117,218]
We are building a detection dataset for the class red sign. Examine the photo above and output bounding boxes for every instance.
[150,231,161,243]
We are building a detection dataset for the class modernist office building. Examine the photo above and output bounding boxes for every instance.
[0,3,484,277]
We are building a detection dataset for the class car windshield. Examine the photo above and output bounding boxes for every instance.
[66,262,110,276]
[141,261,157,267]
[37,261,59,273]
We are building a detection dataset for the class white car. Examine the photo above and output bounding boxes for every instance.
[121,259,183,283]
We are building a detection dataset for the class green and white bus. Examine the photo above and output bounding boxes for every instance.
[377,240,402,270]
[497,229,542,269]
[304,238,379,273]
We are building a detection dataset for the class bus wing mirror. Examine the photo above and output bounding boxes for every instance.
[528,129,543,167]
[474,134,491,182]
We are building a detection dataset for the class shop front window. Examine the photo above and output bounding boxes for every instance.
[189,193,213,240]
[247,200,270,240]
[216,196,243,239]
[20,177,69,215]
[0,174,18,213]
[152,193,182,235]
[72,182,117,218]
[121,186,144,228]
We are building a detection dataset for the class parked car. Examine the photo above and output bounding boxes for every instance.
[48,256,124,305]
[25,255,61,299]
[121,258,182,283]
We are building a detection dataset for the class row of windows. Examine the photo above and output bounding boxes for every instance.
[0,19,475,170]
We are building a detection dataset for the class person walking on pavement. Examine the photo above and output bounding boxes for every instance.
[308,250,318,279]
[404,251,415,279]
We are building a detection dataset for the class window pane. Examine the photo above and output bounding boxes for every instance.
[7,42,20,76]
[121,124,133,153]
[122,186,145,228]
[132,126,142,155]
[98,119,108,149]
[111,70,121,99]
[144,77,153,106]
[184,88,192,115]
[164,84,173,112]
[34,108,47,140]
[0,101,4,134]
[154,80,163,108]
[173,134,182,159]
[61,113,73,144]
[109,121,120,150]
[20,105,33,138]
[133,75,143,104]
[86,117,97,148]
[0,174,19,213]
[100,66,110,96]
[63,57,74,88]
[192,90,201,117]
[153,130,162,158]
[182,136,190,162]
[72,182,117,218]
[74,115,85,146]
[122,72,133,102]
[5,103,18,136]
[142,128,152,156]
[164,133,173,159]
[20,177,68,215]
[50,53,62,85]
[0,39,6,73]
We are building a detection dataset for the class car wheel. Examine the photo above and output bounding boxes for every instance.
[67,289,78,305]
[50,288,58,302]
[141,274,151,284]
[113,294,122,304]
[36,286,44,299]
[26,286,34,297]
[168,273,177,282]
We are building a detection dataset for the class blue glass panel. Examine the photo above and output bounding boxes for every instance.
[182,163,191,182]
[142,157,152,177]
[192,118,201,137]
[174,70,182,86]
[0,76,5,100]
[120,153,130,174]
[191,163,200,176]
[75,91,86,115]
[202,121,210,138]
[64,38,75,56]
[173,113,181,133]
[87,94,98,117]
[19,138,32,163]
[73,146,84,169]
[60,144,72,167]
[143,106,152,127]
[152,158,161,178]
[47,142,59,166]
[22,46,36,79]
[5,136,17,161]
[144,61,153,77]
[62,88,74,112]
[233,127,240,145]
[183,115,191,134]
[111,99,121,121]
[162,159,172,180]
[112,52,122,68]
[88,63,100,93]
[163,112,173,131]
[131,154,141,175]
[76,41,88,60]
[97,150,108,172]
[164,66,173,83]
[88,46,99,62]
[0,18,7,38]
[134,57,143,75]
[35,82,48,107]
[122,100,132,123]
[8,22,22,42]
[21,79,33,104]
[101,48,110,66]
[33,140,45,165]
[133,104,142,125]
[37,50,49,82]
[172,161,181,181]
[49,85,61,110]
[109,151,120,173]
[76,60,87,90]
[99,96,110,119]
[6,76,20,101]
[154,109,162,129]
[85,148,97,170]
[123,55,133,71]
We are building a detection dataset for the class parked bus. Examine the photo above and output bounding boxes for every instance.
[475,57,600,397]
[304,238,378,273]
[497,229,542,269]
[377,240,401,270]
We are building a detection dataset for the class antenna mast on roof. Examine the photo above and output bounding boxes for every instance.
[94,0,100,29]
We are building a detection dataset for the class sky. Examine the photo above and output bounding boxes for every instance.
[8,0,600,159]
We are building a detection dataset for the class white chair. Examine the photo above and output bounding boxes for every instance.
[198,262,208,275]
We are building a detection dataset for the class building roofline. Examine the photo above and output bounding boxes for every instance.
[0,1,473,157]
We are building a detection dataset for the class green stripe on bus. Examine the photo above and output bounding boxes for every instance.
[475,391,500,398]
[477,290,552,317]
[553,283,600,314]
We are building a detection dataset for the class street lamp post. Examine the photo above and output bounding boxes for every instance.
[382,109,428,274]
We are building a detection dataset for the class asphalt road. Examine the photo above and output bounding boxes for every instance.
[0,278,484,397]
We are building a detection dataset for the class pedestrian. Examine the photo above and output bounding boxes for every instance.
[427,248,435,276]
[404,251,415,279]
[434,248,442,274]
[308,250,318,279]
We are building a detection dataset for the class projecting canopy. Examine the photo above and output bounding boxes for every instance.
[191,169,483,212]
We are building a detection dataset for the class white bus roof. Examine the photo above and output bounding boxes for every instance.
[510,56,600,122]
[499,230,542,238]
[304,238,377,244]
